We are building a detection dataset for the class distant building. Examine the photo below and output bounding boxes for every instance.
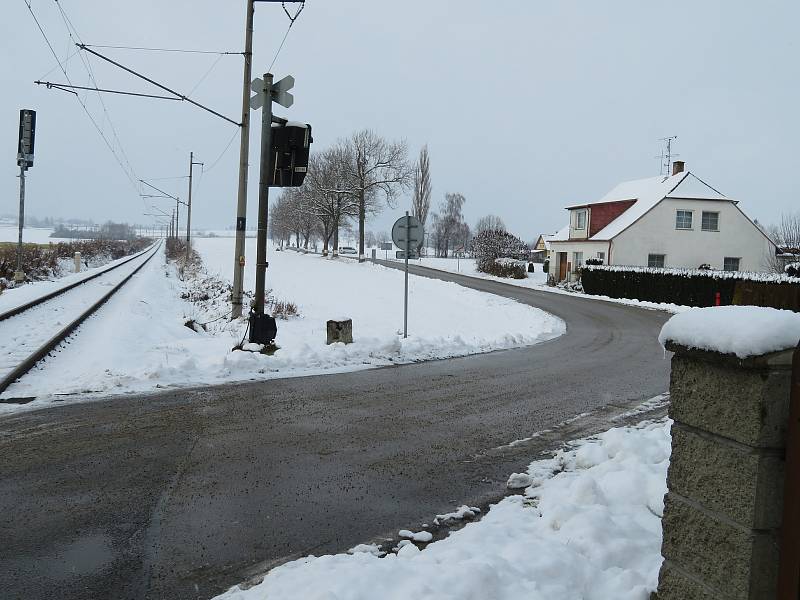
[548,162,776,281]
[531,234,553,262]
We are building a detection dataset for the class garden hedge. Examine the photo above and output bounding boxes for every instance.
[581,265,800,311]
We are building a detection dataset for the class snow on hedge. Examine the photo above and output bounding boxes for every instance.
[583,264,800,284]
[659,306,800,358]
[215,420,671,600]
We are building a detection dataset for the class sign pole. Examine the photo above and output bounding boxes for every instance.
[15,165,26,282]
[404,211,409,338]
[253,73,274,316]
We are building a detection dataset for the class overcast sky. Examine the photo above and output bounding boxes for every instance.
[3,0,798,241]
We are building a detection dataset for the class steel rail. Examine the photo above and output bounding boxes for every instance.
[0,243,156,323]
[0,242,161,395]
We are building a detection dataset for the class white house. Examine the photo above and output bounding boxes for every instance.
[548,161,776,281]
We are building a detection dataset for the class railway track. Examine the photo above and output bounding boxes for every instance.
[0,241,162,397]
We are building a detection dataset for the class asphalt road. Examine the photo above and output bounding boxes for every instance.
[0,264,671,600]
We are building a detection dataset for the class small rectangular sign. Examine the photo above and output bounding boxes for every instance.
[396,250,419,260]
[380,242,393,251]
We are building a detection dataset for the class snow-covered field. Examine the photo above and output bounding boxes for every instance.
[401,256,690,314]
[0,225,77,244]
[216,417,671,600]
[0,240,564,409]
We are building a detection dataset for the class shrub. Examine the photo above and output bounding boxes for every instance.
[585,257,604,266]
[786,262,800,277]
[543,258,549,274]
[472,229,529,277]
[481,258,527,279]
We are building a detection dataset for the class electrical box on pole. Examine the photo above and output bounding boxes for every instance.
[268,123,312,187]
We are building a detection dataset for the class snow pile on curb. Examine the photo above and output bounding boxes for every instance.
[658,306,800,358]
[214,420,671,600]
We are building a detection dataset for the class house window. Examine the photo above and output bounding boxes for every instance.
[574,210,587,230]
[573,251,584,271]
[648,254,666,268]
[702,211,719,231]
[597,251,605,262]
[676,210,693,230]
[723,257,740,272]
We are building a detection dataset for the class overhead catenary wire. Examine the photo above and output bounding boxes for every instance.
[268,1,306,72]
[82,44,242,55]
[53,0,141,189]
[22,0,142,195]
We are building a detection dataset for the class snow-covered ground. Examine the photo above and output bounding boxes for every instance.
[400,256,690,314]
[0,240,564,410]
[215,417,671,600]
[0,225,77,244]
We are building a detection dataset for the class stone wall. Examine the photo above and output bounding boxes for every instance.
[654,344,793,599]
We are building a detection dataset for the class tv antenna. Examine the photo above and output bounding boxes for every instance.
[655,136,679,176]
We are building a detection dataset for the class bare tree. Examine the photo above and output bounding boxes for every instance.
[309,144,359,257]
[764,212,800,272]
[340,130,411,262]
[411,145,432,228]
[431,192,468,257]
[475,214,506,234]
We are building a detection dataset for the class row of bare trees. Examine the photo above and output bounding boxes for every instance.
[269,130,412,258]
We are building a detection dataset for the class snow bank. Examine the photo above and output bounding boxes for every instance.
[214,420,671,600]
[659,306,800,358]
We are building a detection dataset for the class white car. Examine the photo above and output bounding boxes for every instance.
[339,246,357,255]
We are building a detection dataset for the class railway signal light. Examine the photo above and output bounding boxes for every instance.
[17,109,36,170]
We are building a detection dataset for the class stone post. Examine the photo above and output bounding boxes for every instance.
[326,319,353,345]
[654,343,794,599]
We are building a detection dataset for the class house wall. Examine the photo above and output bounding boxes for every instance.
[548,241,608,280]
[612,198,775,271]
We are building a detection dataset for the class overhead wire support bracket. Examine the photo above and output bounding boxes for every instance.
[34,80,181,101]
[76,44,242,127]
[139,180,187,205]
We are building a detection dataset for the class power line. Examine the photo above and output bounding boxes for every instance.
[53,0,140,190]
[22,0,141,195]
[203,129,240,174]
[268,2,306,72]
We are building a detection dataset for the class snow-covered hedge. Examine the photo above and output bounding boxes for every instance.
[581,264,800,310]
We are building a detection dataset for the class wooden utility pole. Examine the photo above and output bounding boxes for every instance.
[186,152,203,266]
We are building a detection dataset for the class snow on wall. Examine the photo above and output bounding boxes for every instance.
[659,306,800,358]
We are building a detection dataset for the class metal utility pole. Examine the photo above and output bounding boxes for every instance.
[231,0,256,319]
[253,73,274,315]
[186,152,203,265]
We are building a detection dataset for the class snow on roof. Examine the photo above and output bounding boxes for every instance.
[590,171,731,240]
[659,306,800,358]
[551,224,570,241]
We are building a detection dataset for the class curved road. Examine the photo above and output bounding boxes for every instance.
[0,264,670,599]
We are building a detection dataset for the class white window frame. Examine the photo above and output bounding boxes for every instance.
[648,253,666,268]
[675,210,693,230]
[701,211,720,232]
[574,210,587,230]
[723,257,741,272]
[573,251,584,271]
[597,251,605,262]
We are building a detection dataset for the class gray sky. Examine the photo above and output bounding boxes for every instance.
[3,0,798,241]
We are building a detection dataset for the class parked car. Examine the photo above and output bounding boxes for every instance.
[339,246,357,255]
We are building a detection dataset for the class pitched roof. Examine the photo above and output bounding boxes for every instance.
[552,171,730,242]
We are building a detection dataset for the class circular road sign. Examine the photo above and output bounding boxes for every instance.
[392,214,424,249]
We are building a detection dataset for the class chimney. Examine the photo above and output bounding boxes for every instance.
[672,160,685,176]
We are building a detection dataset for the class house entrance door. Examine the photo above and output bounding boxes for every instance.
[558,252,568,280]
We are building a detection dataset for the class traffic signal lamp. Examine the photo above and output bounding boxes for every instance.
[268,123,312,187]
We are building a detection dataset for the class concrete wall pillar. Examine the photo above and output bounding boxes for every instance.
[654,344,793,599]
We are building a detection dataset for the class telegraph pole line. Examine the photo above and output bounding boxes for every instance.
[186,152,204,266]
